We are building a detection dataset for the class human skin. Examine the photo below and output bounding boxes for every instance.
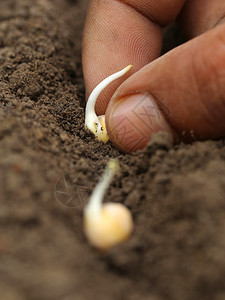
[82,0,225,152]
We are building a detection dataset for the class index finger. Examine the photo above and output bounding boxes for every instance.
[82,0,185,115]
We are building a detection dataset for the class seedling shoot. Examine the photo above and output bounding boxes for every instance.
[85,65,133,143]
[84,159,133,250]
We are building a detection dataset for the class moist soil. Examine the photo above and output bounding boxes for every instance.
[1,1,225,300]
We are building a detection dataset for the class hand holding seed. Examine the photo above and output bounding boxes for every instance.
[83,0,225,152]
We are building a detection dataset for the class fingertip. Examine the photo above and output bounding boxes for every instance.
[82,0,162,115]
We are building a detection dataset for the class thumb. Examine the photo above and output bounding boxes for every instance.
[105,23,225,153]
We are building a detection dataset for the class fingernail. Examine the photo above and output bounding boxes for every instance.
[107,93,173,152]
[215,16,225,27]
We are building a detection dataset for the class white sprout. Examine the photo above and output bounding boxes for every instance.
[85,65,133,143]
[84,159,133,250]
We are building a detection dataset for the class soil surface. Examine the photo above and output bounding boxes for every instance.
[1,1,225,300]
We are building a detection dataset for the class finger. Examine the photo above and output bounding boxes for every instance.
[82,0,185,115]
[180,0,225,38]
[106,23,225,152]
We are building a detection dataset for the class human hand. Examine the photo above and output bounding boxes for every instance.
[82,0,225,152]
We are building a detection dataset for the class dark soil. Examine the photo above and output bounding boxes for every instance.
[1,1,225,300]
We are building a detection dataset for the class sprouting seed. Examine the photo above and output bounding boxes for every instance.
[85,65,133,143]
[84,159,133,250]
